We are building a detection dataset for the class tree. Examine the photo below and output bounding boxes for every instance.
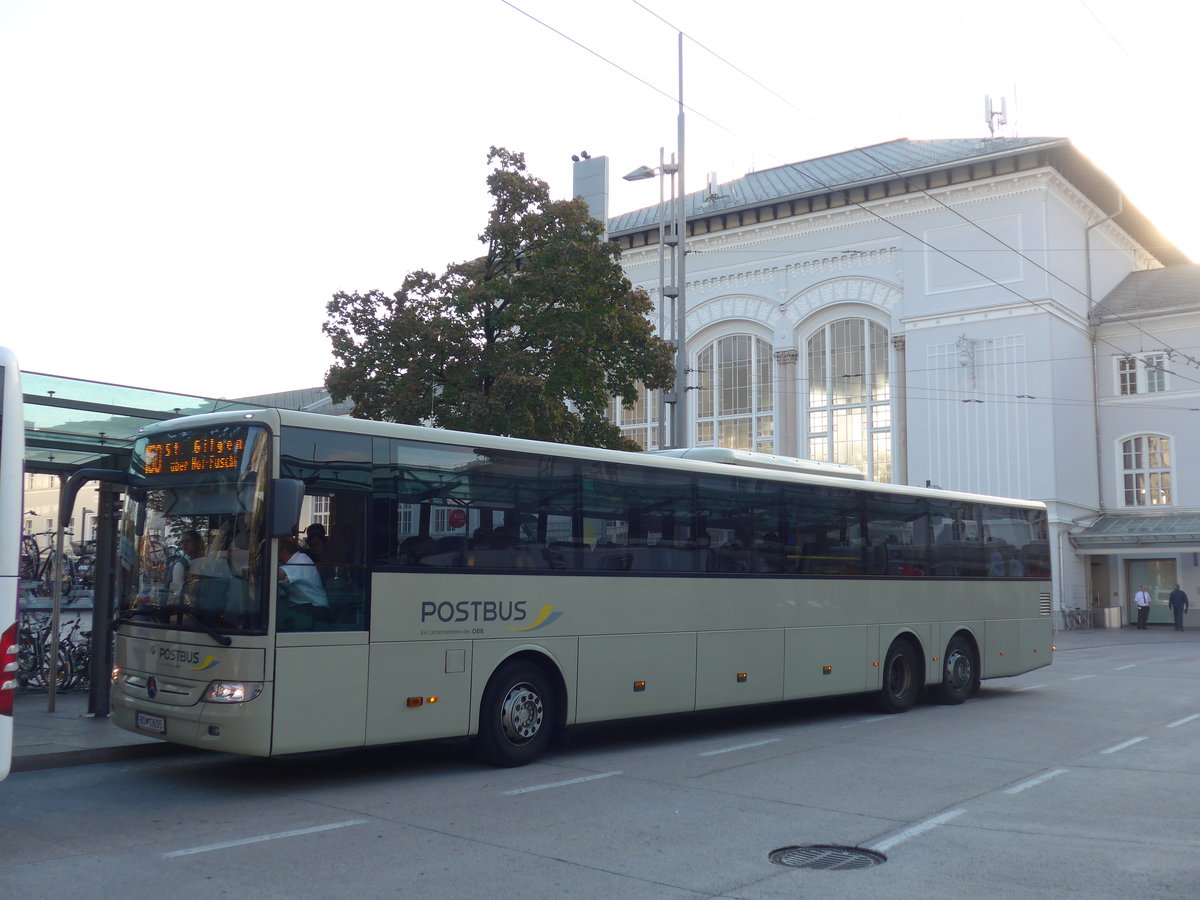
[324,147,675,450]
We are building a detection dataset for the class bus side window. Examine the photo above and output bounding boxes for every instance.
[289,491,368,631]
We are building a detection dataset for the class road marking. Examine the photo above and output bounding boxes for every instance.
[700,738,781,757]
[840,715,894,729]
[163,819,368,858]
[1167,713,1200,729]
[502,771,622,796]
[1101,737,1147,754]
[1015,684,1046,692]
[1004,769,1068,794]
[1069,675,1096,681]
[1115,664,1138,670]
[870,809,966,853]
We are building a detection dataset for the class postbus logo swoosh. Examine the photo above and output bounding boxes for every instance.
[190,655,218,671]
[507,605,562,632]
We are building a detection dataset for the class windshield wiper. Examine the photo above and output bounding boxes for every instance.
[117,604,232,646]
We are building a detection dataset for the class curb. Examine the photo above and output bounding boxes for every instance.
[12,741,192,773]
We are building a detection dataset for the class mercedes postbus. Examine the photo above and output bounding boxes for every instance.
[0,346,24,780]
[106,409,1052,766]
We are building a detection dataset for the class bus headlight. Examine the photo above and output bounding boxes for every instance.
[203,681,264,703]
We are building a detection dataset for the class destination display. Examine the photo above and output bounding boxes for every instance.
[142,426,249,477]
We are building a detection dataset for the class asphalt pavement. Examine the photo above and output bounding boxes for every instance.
[9,623,1198,773]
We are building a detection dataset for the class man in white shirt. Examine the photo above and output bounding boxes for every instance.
[1134,585,1152,630]
[279,536,329,609]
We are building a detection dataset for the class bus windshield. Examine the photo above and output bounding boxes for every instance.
[117,423,271,635]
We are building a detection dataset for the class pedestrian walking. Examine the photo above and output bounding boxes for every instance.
[1134,585,1153,630]
[1169,584,1189,632]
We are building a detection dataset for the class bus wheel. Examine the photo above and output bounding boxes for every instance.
[476,659,556,767]
[878,639,920,713]
[933,635,976,705]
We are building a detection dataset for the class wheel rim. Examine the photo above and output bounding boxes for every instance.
[886,654,912,699]
[945,648,972,692]
[499,681,544,746]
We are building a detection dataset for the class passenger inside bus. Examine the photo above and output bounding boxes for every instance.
[303,523,327,562]
[278,537,329,609]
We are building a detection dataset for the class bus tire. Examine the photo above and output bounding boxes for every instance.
[476,659,556,767]
[933,635,976,705]
[878,638,920,714]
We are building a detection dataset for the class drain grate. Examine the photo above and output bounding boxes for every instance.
[769,845,886,871]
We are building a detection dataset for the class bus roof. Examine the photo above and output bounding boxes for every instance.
[140,408,1047,512]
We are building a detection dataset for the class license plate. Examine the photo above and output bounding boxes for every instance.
[135,712,166,735]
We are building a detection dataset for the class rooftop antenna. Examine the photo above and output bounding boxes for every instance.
[985,95,1007,138]
[703,171,729,205]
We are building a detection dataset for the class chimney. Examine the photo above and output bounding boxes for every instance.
[572,154,609,238]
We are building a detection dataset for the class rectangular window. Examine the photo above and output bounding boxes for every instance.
[1122,435,1172,507]
[1145,354,1166,393]
[807,332,827,407]
[697,347,714,418]
[312,496,330,528]
[718,418,752,451]
[1147,435,1169,468]
[1118,353,1169,395]
[871,432,892,483]
[397,504,414,536]
[1124,473,1143,507]
[720,335,751,415]
[1118,357,1138,395]
[757,346,773,412]
[280,427,374,632]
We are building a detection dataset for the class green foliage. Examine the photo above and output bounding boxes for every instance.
[324,147,675,450]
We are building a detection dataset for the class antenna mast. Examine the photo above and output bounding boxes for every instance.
[984,95,1008,137]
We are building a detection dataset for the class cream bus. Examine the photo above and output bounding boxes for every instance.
[107,409,1052,766]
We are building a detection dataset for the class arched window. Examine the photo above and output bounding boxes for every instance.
[806,318,891,481]
[695,335,774,452]
[1122,435,1171,506]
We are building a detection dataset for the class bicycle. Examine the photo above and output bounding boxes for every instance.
[17,610,73,691]
[1062,605,1091,631]
[24,531,78,597]
[57,616,92,691]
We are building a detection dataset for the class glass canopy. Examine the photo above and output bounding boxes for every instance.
[22,372,273,474]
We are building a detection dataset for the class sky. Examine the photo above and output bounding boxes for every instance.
[3,0,1197,400]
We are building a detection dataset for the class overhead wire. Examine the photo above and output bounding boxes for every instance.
[500,0,1198,413]
[619,0,1200,390]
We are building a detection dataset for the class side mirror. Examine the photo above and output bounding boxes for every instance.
[271,479,305,537]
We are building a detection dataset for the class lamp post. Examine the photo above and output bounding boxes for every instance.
[623,32,687,449]
[624,150,678,450]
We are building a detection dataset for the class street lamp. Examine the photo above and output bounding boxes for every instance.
[624,151,679,450]
[624,32,687,449]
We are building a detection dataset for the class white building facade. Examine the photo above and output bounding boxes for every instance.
[589,137,1195,624]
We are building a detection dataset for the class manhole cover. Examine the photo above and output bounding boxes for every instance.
[769,845,886,871]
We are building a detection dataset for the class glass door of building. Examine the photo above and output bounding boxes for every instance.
[1127,559,1176,626]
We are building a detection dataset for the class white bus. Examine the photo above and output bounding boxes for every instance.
[109,409,1052,766]
[0,347,24,781]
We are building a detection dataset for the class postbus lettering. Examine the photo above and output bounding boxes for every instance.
[155,646,203,665]
[420,600,527,624]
